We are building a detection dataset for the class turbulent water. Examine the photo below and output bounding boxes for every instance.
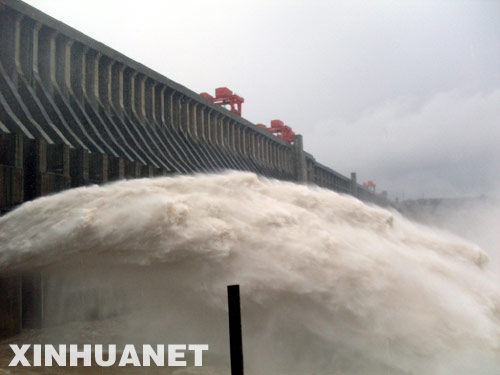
[1,171,499,374]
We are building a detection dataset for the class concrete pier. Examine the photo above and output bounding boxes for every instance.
[0,276,22,337]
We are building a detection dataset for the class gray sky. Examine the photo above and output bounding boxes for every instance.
[23,0,500,199]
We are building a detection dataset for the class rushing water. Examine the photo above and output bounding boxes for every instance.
[0,171,499,374]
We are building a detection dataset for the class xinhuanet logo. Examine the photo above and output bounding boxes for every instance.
[9,344,208,367]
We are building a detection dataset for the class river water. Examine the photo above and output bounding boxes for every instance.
[0,171,499,374]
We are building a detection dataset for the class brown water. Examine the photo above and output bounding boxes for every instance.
[1,172,499,374]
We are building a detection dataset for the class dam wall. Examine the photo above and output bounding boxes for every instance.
[0,0,388,339]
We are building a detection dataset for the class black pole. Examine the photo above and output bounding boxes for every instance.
[227,284,244,375]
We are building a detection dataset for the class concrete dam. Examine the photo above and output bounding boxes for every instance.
[0,0,389,340]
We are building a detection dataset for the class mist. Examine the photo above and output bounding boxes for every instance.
[400,196,500,273]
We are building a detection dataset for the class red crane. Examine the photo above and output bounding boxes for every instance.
[200,87,244,116]
[363,180,376,192]
[257,120,295,143]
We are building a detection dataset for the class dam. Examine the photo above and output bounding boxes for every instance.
[0,0,388,339]
[0,0,388,212]
[0,0,392,345]
[1,2,499,373]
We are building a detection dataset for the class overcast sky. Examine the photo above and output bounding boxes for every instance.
[23,0,500,199]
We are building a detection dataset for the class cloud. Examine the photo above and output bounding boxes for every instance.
[307,88,500,199]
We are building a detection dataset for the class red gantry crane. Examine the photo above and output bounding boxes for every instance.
[257,120,296,143]
[200,88,295,143]
[200,87,244,116]
[363,180,376,192]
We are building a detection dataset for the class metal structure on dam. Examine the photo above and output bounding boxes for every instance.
[0,0,389,338]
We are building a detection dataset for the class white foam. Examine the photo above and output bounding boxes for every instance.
[1,171,499,374]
